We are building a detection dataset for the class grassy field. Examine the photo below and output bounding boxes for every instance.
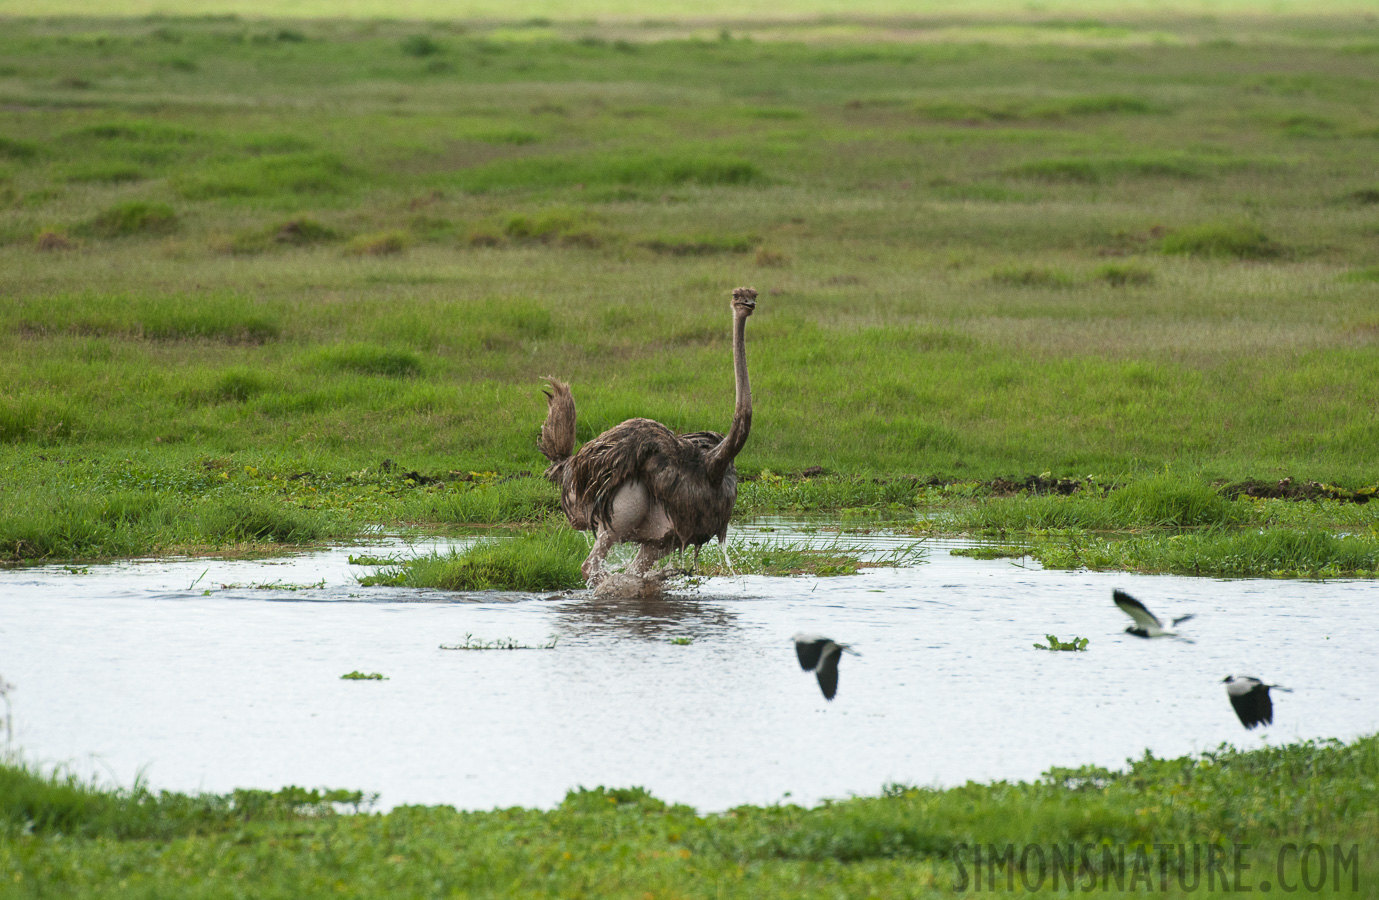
[2,733,1376,897]
[3,12,1379,562]
[7,0,1379,20]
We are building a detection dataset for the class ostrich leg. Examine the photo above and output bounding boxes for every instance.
[583,530,616,585]
[629,543,669,577]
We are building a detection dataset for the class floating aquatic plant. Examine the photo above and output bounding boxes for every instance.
[950,546,1027,560]
[439,634,558,651]
[1033,635,1089,651]
[340,671,387,680]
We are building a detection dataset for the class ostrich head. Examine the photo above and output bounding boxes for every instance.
[731,286,758,317]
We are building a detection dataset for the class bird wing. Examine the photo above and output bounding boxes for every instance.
[794,635,826,671]
[1171,614,1196,627]
[815,643,842,701]
[1227,681,1273,729]
[1113,590,1162,629]
[568,419,681,529]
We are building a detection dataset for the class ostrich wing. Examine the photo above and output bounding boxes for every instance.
[1113,590,1163,629]
[568,419,682,527]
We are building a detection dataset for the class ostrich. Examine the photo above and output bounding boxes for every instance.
[538,287,758,587]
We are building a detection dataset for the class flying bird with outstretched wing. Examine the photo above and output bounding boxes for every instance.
[792,634,859,701]
[1224,675,1292,729]
[1113,589,1195,639]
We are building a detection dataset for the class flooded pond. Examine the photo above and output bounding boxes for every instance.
[2,522,1376,812]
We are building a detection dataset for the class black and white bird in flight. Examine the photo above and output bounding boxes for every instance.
[1113,589,1195,639]
[1224,675,1292,729]
[793,634,859,701]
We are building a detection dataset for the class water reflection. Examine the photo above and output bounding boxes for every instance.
[555,590,738,641]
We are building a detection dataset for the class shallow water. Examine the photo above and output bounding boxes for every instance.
[1,523,1375,813]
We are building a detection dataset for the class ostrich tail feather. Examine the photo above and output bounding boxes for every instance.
[538,377,577,467]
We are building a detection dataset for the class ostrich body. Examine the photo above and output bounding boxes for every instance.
[539,287,757,585]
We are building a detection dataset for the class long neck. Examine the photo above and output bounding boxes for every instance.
[706,312,751,484]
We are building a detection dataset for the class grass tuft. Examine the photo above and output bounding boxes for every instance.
[1094,262,1154,286]
[0,136,40,161]
[314,344,422,377]
[345,230,407,255]
[360,528,586,591]
[454,152,763,192]
[211,368,270,403]
[81,202,177,238]
[196,497,337,545]
[1161,222,1283,259]
[989,266,1072,287]
[639,232,758,255]
[228,217,339,253]
[400,34,443,56]
[175,153,352,199]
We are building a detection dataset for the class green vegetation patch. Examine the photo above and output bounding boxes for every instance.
[1093,262,1154,286]
[313,344,422,377]
[1009,154,1207,183]
[939,477,1243,532]
[9,292,281,343]
[950,545,1027,559]
[638,232,758,255]
[1034,527,1379,578]
[227,216,339,254]
[1161,222,1284,259]
[79,201,177,238]
[359,528,585,591]
[0,485,346,563]
[1033,634,1088,650]
[2,733,1374,894]
[62,162,144,184]
[345,230,407,255]
[691,536,926,577]
[175,152,354,200]
[0,759,369,840]
[501,206,605,246]
[988,265,1073,287]
[916,94,1160,124]
[453,152,763,192]
[0,136,41,162]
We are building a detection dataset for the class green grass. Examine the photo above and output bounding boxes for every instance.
[2,734,1375,896]
[690,534,927,576]
[1161,221,1284,259]
[2,14,1379,568]
[0,759,370,841]
[359,528,586,590]
[1032,526,1379,577]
